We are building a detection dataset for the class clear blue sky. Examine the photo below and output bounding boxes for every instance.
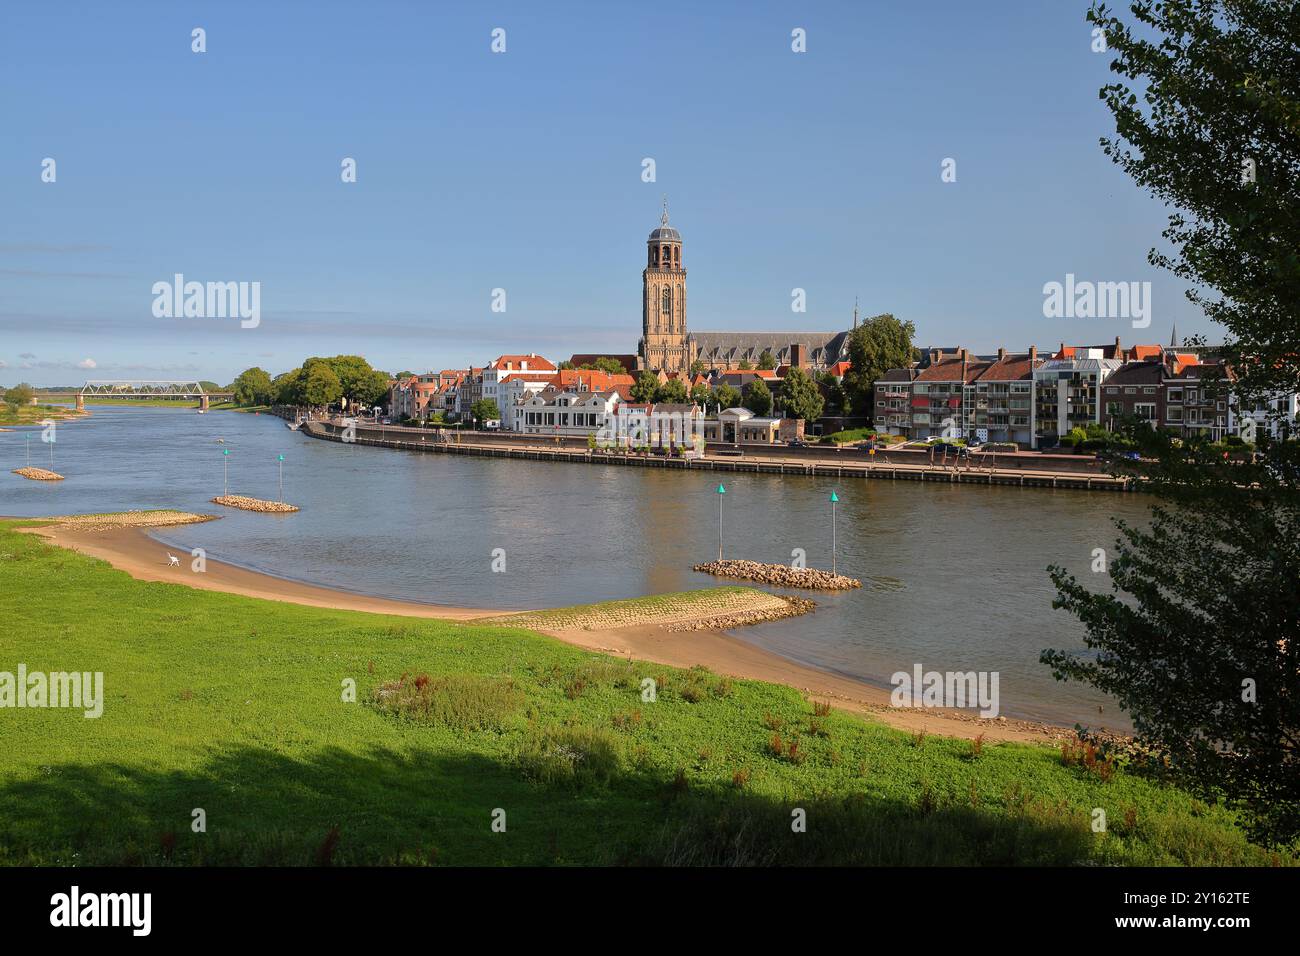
[1,0,1205,387]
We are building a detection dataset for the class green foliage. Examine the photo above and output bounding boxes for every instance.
[841,314,918,416]
[689,382,712,409]
[470,398,501,423]
[780,367,824,422]
[654,378,688,404]
[630,370,659,403]
[231,367,274,406]
[303,363,343,407]
[757,351,776,370]
[370,674,522,731]
[712,383,742,411]
[1045,422,1300,846]
[1087,0,1300,404]
[742,379,772,416]
[737,359,753,370]
[3,383,35,407]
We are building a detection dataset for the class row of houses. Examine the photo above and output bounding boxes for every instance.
[873,338,1294,448]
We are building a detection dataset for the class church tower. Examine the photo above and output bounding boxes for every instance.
[640,201,688,373]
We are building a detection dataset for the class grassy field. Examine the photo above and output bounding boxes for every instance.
[0,518,1290,866]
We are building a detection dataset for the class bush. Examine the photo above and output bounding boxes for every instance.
[518,725,621,788]
[369,673,522,731]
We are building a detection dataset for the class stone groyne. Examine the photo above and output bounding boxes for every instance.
[693,559,862,591]
[13,467,64,481]
[211,495,299,513]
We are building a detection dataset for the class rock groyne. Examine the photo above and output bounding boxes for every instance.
[693,559,861,591]
[211,495,299,513]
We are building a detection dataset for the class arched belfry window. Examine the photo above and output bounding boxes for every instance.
[661,287,672,314]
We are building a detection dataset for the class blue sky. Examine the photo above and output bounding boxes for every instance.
[1,0,1205,386]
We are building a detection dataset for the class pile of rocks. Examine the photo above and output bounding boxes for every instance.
[211,495,299,513]
[665,595,816,631]
[12,467,64,481]
[692,559,861,591]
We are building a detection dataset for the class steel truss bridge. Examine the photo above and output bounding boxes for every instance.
[77,380,233,408]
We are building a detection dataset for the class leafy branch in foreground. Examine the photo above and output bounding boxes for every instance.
[1045,425,1300,846]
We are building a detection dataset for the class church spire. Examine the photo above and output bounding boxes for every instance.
[661,194,669,226]
[1170,323,1178,348]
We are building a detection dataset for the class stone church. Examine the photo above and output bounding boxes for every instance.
[637,205,852,374]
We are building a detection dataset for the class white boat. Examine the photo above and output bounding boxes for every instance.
[286,420,301,431]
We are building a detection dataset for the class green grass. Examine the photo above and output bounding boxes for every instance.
[0,518,1290,866]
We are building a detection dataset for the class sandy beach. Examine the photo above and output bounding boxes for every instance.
[17,514,1067,744]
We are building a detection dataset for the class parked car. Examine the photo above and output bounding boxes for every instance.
[787,439,809,448]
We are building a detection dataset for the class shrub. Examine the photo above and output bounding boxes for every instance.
[369,673,522,731]
[518,725,621,789]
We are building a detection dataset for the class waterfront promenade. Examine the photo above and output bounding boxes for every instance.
[300,419,1136,492]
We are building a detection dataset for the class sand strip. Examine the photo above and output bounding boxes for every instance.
[14,518,1066,743]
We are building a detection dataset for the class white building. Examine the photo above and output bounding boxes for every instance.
[518,387,622,437]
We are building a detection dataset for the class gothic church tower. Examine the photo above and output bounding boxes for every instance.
[639,201,688,373]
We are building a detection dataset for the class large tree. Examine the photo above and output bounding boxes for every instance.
[713,383,742,411]
[742,379,772,416]
[1088,0,1300,404]
[630,371,659,403]
[3,383,35,407]
[779,367,824,422]
[1044,1,1300,846]
[303,363,342,408]
[840,313,917,416]
[231,367,274,406]
[654,378,689,404]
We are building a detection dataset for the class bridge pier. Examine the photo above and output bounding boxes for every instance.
[75,394,84,412]
[199,395,210,411]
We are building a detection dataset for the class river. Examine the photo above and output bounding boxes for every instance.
[1,407,1145,728]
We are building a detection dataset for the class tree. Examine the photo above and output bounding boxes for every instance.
[471,398,501,424]
[713,383,742,411]
[593,357,625,376]
[818,370,846,415]
[1044,424,1300,845]
[758,350,776,370]
[557,361,575,370]
[841,313,917,417]
[1087,0,1300,404]
[231,367,274,406]
[780,367,824,422]
[630,371,659,403]
[689,382,712,410]
[742,379,772,416]
[303,364,342,408]
[654,378,688,404]
[272,369,304,406]
[3,383,35,407]
[1043,1,1300,846]
[737,358,753,371]
[689,359,707,376]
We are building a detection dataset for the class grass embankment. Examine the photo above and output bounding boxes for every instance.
[0,518,1289,866]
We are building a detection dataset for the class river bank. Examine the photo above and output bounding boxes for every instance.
[15,513,1067,743]
[300,419,1138,493]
